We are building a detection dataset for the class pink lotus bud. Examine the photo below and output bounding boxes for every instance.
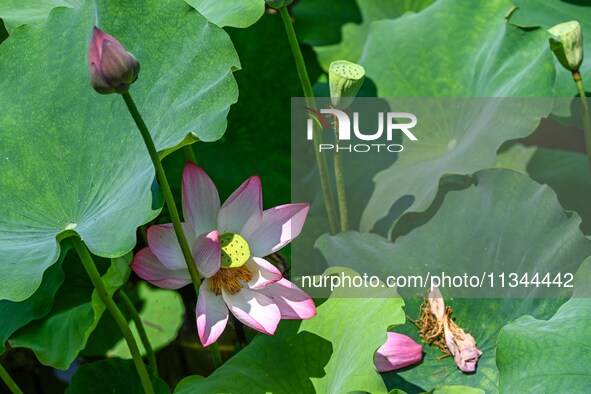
[375,332,423,372]
[88,27,140,94]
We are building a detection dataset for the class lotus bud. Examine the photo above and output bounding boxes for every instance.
[548,21,583,72]
[329,60,365,110]
[265,0,294,9]
[374,332,423,372]
[88,27,140,94]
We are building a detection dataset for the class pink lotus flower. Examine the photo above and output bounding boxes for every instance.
[375,332,423,372]
[131,163,315,346]
[88,26,139,94]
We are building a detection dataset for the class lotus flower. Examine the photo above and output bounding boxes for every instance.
[375,332,423,372]
[131,163,315,346]
[88,27,140,94]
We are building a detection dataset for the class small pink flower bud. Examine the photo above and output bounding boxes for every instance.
[88,27,140,94]
[375,332,423,372]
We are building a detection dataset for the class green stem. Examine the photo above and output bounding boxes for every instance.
[333,129,349,231]
[0,361,22,394]
[183,144,199,165]
[573,71,591,172]
[118,290,158,375]
[122,92,201,295]
[278,7,314,100]
[278,6,339,235]
[72,238,154,394]
[209,342,223,369]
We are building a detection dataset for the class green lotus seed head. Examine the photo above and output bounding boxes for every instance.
[265,0,294,9]
[548,20,583,72]
[329,60,366,109]
[219,232,251,268]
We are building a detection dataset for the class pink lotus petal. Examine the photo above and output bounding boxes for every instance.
[182,163,220,237]
[375,332,423,372]
[245,257,283,289]
[222,287,280,335]
[147,223,194,271]
[258,278,316,319]
[192,230,221,278]
[197,280,229,347]
[243,204,309,257]
[131,248,191,290]
[99,40,130,81]
[89,62,111,92]
[89,27,110,65]
[218,176,262,235]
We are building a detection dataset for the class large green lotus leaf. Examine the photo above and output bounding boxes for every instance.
[185,0,264,28]
[497,144,591,234]
[0,0,264,31]
[0,0,239,302]
[361,0,554,96]
[0,0,82,32]
[316,169,590,391]
[321,170,591,295]
[300,0,435,70]
[108,283,184,359]
[510,0,591,116]
[496,258,591,392]
[9,252,131,369]
[0,245,66,354]
[358,0,555,232]
[175,294,405,394]
[66,358,169,394]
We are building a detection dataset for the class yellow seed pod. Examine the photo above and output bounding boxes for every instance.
[329,60,365,110]
[549,21,583,72]
[219,233,250,268]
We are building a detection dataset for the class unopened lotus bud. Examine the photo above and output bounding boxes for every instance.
[88,27,140,94]
[265,0,294,9]
[548,21,583,72]
[329,60,365,110]
[374,332,423,372]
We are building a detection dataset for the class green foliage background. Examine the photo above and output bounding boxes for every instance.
[1,0,591,393]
